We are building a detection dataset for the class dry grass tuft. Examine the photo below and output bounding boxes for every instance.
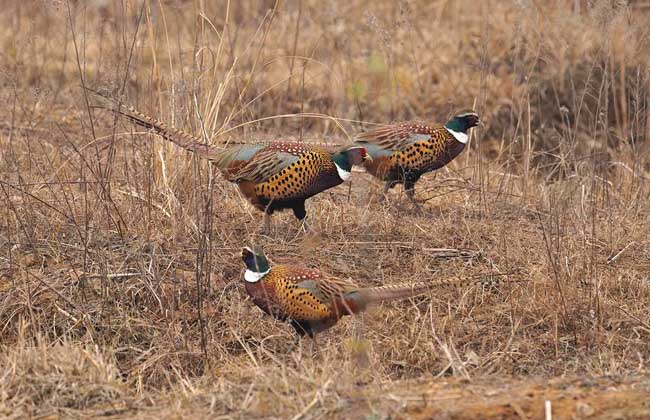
[0,337,125,418]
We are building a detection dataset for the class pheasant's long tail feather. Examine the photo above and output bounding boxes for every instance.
[88,89,222,161]
[355,273,519,307]
[355,282,435,305]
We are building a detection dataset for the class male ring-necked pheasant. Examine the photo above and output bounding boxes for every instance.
[355,110,480,202]
[241,246,505,338]
[92,93,371,233]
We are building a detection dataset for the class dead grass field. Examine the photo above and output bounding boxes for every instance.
[1,0,650,418]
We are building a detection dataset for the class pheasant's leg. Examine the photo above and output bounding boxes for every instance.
[404,180,423,212]
[291,320,310,337]
[379,180,397,202]
[298,218,311,234]
[262,213,271,235]
[383,181,392,194]
[292,200,310,233]
[309,335,318,358]
[404,183,416,202]
[350,315,371,378]
[286,333,302,353]
[286,321,308,354]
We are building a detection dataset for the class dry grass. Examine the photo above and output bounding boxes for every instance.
[1,0,650,418]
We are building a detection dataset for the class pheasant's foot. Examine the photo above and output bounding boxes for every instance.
[374,181,400,205]
[410,199,425,215]
[404,189,426,214]
[288,218,317,242]
[308,336,319,359]
[286,335,302,354]
[298,218,312,234]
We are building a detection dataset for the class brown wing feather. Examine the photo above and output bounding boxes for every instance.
[279,266,357,299]
[313,276,357,301]
[356,121,446,151]
[232,149,300,183]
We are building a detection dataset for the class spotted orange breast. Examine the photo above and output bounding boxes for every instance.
[254,151,338,199]
[265,267,332,321]
[390,131,454,171]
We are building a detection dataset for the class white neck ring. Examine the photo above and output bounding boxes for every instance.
[334,162,352,181]
[446,127,469,144]
[244,268,270,283]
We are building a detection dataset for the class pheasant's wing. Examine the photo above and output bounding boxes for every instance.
[356,121,443,152]
[212,144,266,180]
[309,276,358,301]
[231,148,300,184]
[282,267,357,299]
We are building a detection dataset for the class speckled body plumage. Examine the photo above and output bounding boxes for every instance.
[355,111,480,200]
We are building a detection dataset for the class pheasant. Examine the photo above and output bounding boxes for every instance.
[91,92,371,233]
[355,110,480,203]
[241,246,509,338]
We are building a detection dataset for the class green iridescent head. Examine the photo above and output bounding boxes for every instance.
[444,110,480,134]
[242,246,270,273]
[331,145,372,172]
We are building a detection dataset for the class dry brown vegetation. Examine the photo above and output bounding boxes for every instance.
[2,0,650,418]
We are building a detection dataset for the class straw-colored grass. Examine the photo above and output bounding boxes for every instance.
[1,0,649,418]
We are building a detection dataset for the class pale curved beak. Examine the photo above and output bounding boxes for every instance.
[363,154,373,162]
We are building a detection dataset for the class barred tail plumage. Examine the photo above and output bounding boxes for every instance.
[88,89,222,161]
[356,282,434,305]
[354,273,516,307]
